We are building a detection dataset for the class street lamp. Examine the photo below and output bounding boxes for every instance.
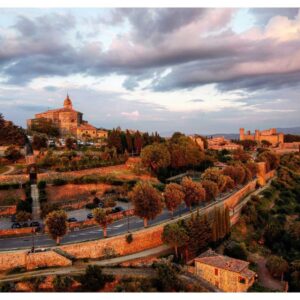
[31,226,35,253]
[127,200,130,233]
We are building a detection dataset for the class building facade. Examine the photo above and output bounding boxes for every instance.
[208,136,242,151]
[240,128,284,146]
[27,95,108,140]
[194,250,256,292]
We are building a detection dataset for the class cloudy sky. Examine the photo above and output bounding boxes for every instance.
[0,7,300,135]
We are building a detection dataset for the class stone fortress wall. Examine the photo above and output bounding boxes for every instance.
[240,128,284,146]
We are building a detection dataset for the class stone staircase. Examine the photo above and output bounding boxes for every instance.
[31,184,41,220]
[53,248,76,262]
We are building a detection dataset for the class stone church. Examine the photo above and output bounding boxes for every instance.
[27,95,107,140]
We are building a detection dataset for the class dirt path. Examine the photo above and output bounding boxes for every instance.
[0,245,170,283]
[249,253,284,291]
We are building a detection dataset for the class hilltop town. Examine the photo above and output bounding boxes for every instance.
[0,96,300,293]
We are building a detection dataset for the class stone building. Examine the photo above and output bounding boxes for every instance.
[240,128,284,146]
[194,249,256,292]
[207,136,242,151]
[27,95,108,140]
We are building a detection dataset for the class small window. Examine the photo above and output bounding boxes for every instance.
[215,268,218,276]
[239,277,246,284]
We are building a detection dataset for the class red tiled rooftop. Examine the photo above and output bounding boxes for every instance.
[195,250,250,273]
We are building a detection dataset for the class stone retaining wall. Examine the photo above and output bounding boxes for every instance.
[60,225,164,259]
[0,250,72,272]
[0,227,33,238]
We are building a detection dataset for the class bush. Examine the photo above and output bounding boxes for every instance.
[79,265,114,292]
[52,178,67,186]
[125,233,133,244]
[37,180,47,189]
[53,275,73,292]
[224,241,248,260]
[16,200,32,213]
[0,183,20,190]
[85,203,97,209]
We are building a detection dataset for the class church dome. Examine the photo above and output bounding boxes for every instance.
[63,94,73,109]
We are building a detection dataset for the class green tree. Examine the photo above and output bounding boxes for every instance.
[79,265,114,292]
[107,129,122,153]
[162,223,189,257]
[125,130,133,153]
[129,182,163,227]
[186,211,211,257]
[15,211,32,222]
[164,183,184,217]
[30,118,60,137]
[32,134,48,150]
[141,143,171,173]
[92,208,113,238]
[53,275,73,292]
[134,130,143,154]
[266,255,289,281]
[201,180,219,201]
[224,241,248,260]
[45,210,67,245]
[4,146,23,162]
[168,135,204,169]
[0,113,26,146]
[201,168,228,192]
[181,177,206,210]
[65,137,76,150]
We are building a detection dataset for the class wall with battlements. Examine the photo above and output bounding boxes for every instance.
[240,128,284,146]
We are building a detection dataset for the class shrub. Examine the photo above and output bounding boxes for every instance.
[224,241,248,260]
[52,178,67,186]
[85,203,97,209]
[79,265,115,292]
[53,275,73,292]
[125,233,133,244]
[37,180,47,189]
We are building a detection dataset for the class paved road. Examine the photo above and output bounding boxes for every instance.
[0,187,240,251]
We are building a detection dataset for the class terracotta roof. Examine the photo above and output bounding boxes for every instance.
[195,250,250,273]
[36,107,82,114]
[240,268,256,279]
[78,123,96,130]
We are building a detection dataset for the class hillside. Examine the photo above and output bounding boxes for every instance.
[229,152,300,292]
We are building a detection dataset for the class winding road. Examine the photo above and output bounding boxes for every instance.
[0,185,248,252]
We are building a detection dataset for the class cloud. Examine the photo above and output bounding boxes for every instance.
[121,110,140,120]
[0,7,300,106]
[188,99,205,103]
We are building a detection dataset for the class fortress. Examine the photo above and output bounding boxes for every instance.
[239,128,284,146]
[27,95,107,140]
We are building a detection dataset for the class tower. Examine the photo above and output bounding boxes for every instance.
[239,128,245,141]
[63,94,73,109]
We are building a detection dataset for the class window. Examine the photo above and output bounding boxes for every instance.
[215,268,218,276]
[238,277,246,284]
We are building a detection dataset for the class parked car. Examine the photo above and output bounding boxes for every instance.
[111,206,125,214]
[67,217,78,223]
[87,213,93,219]
[30,221,41,228]
[98,202,104,208]
[11,222,21,229]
